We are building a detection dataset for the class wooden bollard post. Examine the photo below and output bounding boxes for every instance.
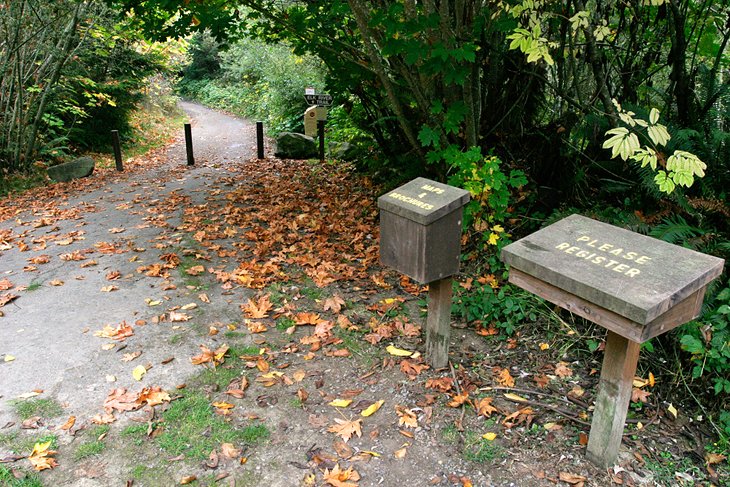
[111,130,123,172]
[318,120,325,163]
[425,277,453,369]
[256,121,265,159]
[586,331,640,467]
[184,123,194,166]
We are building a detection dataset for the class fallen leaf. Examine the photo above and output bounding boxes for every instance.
[327,418,362,443]
[706,452,726,465]
[631,388,651,403]
[361,400,384,417]
[49,280,64,286]
[121,351,142,362]
[132,365,147,381]
[185,265,205,276]
[386,345,413,357]
[180,475,197,485]
[4,355,15,362]
[100,285,118,292]
[475,397,499,417]
[495,367,515,387]
[558,472,587,485]
[28,440,57,471]
[395,406,418,428]
[322,463,360,487]
[482,432,497,441]
[323,295,346,313]
[329,399,352,408]
[242,295,272,318]
[220,443,241,459]
[667,403,678,419]
[58,416,76,431]
[191,344,229,367]
[555,362,573,378]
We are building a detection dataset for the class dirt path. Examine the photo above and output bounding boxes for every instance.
[1,103,701,487]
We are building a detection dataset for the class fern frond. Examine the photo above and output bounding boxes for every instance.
[649,215,705,245]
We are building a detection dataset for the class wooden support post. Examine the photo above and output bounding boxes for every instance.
[586,330,641,467]
[425,277,453,369]
[256,121,265,159]
[318,119,325,163]
[111,130,123,172]
[184,123,195,166]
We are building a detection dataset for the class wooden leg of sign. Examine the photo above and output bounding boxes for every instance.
[425,277,453,369]
[586,330,641,467]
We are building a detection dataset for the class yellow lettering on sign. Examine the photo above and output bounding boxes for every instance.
[554,233,653,278]
[388,192,435,211]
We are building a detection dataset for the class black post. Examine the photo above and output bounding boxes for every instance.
[318,119,325,163]
[256,121,264,159]
[184,123,195,166]
[111,130,123,172]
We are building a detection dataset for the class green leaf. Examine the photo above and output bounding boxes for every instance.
[418,125,440,148]
[680,334,705,355]
[649,107,660,125]
[647,124,671,147]
[654,170,676,193]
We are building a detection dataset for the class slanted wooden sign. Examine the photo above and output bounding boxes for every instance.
[378,177,470,368]
[502,214,724,467]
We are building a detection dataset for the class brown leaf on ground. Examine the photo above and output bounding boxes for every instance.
[0,279,14,291]
[0,293,19,307]
[631,388,651,403]
[555,362,573,378]
[327,418,362,443]
[105,270,121,280]
[495,367,515,387]
[558,472,587,486]
[322,463,360,487]
[295,312,325,325]
[136,387,171,407]
[103,388,141,413]
[220,443,241,459]
[242,295,273,318]
[400,359,429,379]
[447,391,470,408]
[323,295,346,313]
[395,406,418,428]
[475,397,499,417]
[28,441,57,471]
[191,344,229,367]
[94,322,134,341]
[185,265,205,276]
[425,377,454,392]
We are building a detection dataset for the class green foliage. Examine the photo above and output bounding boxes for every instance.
[681,287,730,396]
[0,466,43,487]
[454,283,540,336]
[178,36,327,134]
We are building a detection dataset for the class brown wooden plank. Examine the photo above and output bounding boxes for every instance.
[425,277,453,369]
[509,268,706,342]
[509,268,644,342]
[586,331,641,467]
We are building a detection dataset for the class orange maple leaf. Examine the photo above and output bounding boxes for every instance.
[495,367,515,387]
[242,295,273,318]
[191,344,229,367]
[475,397,499,417]
[425,377,453,392]
[395,406,418,428]
[295,312,324,325]
[327,418,362,442]
[323,295,346,313]
[323,463,361,487]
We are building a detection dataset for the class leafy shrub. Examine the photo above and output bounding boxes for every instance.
[680,287,730,396]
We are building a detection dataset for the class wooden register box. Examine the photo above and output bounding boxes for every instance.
[501,214,724,467]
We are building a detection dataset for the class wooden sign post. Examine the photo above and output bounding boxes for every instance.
[378,178,470,368]
[502,214,724,467]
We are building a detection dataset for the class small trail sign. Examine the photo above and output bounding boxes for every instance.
[304,93,333,107]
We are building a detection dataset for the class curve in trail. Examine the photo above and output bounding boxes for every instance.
[0,102,257,428]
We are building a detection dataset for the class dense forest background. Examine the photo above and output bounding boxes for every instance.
[1,0,729,459]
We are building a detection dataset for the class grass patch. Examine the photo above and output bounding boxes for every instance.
[264,283,288,307]
[0,171,47,199]
[0,466,43,487]
[2,434,58,456]
[334,328,381,365]
[74,425,110,460]
[156,389,269,460]
[276,317,296,332]
[178,253,206,290]
[229,344,261,357]
[25,281,43,292]
[463,432,505,464]
[168,333,184,345]
[11,399,63,420]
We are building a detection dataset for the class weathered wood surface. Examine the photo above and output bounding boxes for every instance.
[509,268,708,343]
[425,277,453,369]
[586,331,641,467]
[502,214,724,326]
